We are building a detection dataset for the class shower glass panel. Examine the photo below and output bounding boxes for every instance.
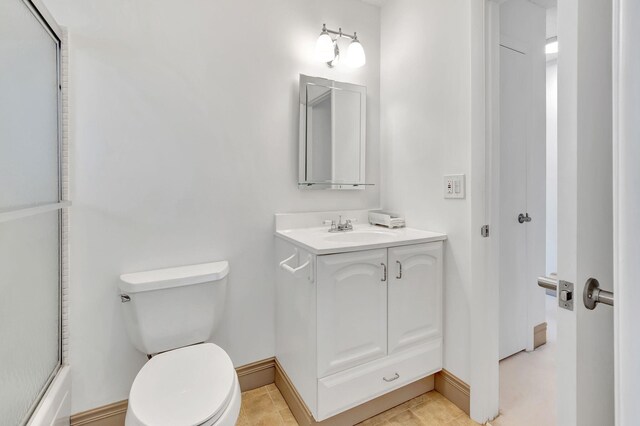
[0,0,63,424]
[0,212,60,425]
[0,0,60,211]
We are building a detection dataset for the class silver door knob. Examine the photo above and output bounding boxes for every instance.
[518,213,532,223]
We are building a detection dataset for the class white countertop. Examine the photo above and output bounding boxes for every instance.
[275,224,447,255]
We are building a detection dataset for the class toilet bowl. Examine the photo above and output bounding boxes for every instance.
[118,261,239,426]
[125,344,240,426]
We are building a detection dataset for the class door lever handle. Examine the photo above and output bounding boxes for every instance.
[584,278,614,309]
[518,213,532,223]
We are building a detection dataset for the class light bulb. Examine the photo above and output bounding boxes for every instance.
[315,31,335,63]
[346,38,366,68]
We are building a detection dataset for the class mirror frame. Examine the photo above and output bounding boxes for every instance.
[298,74,367,190]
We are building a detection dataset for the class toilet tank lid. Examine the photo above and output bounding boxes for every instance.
[119,261,229,294]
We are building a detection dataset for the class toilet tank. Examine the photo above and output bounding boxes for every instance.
[119,261,229,355]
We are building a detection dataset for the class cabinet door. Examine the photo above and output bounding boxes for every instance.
[388,242,443,354]
[317,249,387,377]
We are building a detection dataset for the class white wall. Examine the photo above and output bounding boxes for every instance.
[42,0,381,413]
[546,60,557,275]
[380,0,472,383]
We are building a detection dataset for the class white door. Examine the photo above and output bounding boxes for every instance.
[614,0,640,423]
[316,249,388,377]
[387,242,443,354]
[556,0,615,424]
[498,44,529,360]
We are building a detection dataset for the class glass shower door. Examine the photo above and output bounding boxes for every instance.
[0,0,63,424]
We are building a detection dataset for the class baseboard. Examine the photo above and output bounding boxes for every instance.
[534,322,547,349]
[69,358,470,426]
[434,369,470,416]
[70,400,127,426]
[274,358,436,426]
[236,356,276,391]
[70,358,276,425]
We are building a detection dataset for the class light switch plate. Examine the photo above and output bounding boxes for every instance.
[444,174,465,199]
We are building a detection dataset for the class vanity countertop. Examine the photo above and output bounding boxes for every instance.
[275,224,447,255]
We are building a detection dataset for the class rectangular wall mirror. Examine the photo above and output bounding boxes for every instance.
[298,75,370,189]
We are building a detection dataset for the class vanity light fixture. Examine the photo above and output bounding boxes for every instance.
[315,24,366,68]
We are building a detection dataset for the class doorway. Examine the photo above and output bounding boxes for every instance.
[494,0,557,424]
[472,0,618,424]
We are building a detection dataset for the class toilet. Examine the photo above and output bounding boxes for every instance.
[118,261,240,426]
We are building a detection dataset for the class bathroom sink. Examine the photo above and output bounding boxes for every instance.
[275,223,447,255]
[324,230,396,244]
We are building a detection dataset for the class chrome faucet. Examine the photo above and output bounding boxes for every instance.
[328,216,354,233]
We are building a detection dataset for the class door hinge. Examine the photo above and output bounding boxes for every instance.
[481,225,490,238]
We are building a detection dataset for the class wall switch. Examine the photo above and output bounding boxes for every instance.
[444,174,465,199]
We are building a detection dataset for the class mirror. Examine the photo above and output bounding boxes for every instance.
[298,75,369,189]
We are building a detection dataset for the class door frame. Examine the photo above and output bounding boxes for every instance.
[470,0,558,422]
[612,0,638,424]
[470,0,540,421]
[471,0,624,424]
[470,1,547,420]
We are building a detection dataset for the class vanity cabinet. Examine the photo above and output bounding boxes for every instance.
[276,238,444,422]
[317,249,388,377]
[387,243,443,355]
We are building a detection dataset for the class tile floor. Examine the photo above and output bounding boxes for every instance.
[238,296,557,426]
[238,384,479,425]
[490,294,557,426]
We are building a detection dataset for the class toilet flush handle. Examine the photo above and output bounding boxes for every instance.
[120,294,131,303]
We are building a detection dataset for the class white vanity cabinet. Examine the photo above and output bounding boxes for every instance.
[317,249,388,377]
[276,235,444,422]
[387,243,443,355]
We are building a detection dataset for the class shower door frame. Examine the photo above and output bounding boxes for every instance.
[0,0,70,424]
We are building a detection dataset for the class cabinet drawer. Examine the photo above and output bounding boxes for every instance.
[316,340,442,421]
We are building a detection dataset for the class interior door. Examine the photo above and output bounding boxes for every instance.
[387,242,443,354]
[615,0,640,423]
[316,249,387,377]
[499,44,529,360]
[556,0,615,424]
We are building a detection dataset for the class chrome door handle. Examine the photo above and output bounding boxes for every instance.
[383,372,400,382]
[584,278,614,309]
[518,213,532,223]
[537,276,558,291]
[381,263,387,282]
[396,260,402,279]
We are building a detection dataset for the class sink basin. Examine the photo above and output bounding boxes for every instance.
[275,222,447,255]
[324,230,396,244]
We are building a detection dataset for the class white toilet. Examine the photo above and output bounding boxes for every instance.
[118,261,240,426]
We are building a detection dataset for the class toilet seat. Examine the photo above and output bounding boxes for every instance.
[127,343,235,426]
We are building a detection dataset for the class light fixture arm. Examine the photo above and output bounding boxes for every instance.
[322,24,358,41]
